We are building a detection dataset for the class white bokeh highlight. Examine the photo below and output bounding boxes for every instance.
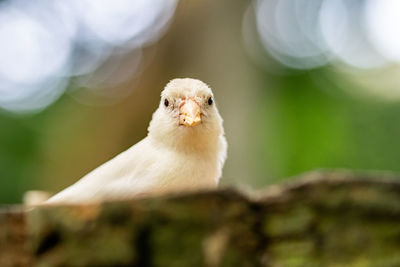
[0,8,72,84]
[0,0,178,113]
[252,0,400,70]
[255,0,330,69]
[365,0,400,63]
[319,0,387,69]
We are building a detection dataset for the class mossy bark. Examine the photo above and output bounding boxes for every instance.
[2,170,400,266]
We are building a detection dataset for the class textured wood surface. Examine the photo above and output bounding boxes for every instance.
[2,170,400,266]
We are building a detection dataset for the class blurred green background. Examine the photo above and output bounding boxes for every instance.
[2,0,400,203]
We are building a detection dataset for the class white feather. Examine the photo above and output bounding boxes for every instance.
[46,78,227,204]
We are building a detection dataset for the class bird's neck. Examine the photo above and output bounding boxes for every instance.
[149,127,221,155]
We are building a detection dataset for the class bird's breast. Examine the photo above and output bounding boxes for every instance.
[153,150,219,192]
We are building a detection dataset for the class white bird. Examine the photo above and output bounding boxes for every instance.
[45,78,227,204]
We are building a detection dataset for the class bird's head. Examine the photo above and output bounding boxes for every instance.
[148,78,224,149]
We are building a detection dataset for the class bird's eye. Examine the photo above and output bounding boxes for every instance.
[164,99,169,107]
[208,97,213,105]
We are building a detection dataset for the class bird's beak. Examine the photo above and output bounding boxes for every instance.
[179,99,201,127]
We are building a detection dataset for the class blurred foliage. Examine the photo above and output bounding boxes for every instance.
[0,114,38,202]
[257,69,400,185]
